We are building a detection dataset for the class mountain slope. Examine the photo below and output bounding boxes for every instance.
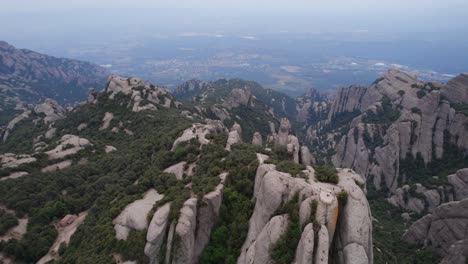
[0,41,108,122]
[0,75,374,264]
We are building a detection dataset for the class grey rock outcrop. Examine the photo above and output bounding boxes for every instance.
[275,118,291,146]
[403,198,468,256]
[172,198,198,264]
[331,69,468,197]
[163,162,188,180]
[104,75,177,112]
[34,99,66,124]
[194,181,226,260]
[448,169,468,201]
[241,215,289,264]
[0,153,36,169]
[295,223,314,264]
[252,132,263,146]
[45,135,91,160]
[222,87,252,109]
[113,190,163,240]
[237,157,373,264]
[145,202,171,264]
[144,174,227,264]
[171,120,226,151]
[442,73,468,104]
[225,123,243,151]
[269,118,303,164]
[2,110,31,142]
[328,85,367,121]
[300,146,313,166]
[440,239,468,264]
[100,112,114,130]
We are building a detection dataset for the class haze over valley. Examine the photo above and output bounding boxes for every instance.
[0,1,468,264]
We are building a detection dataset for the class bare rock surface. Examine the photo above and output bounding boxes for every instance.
[145,203,171,264]
[100,112,114,130]
[34,99,66,124]
[442,73,468,104]
[171,120,226,151]
[45,134,91,160]
[252,132,263,146]
[237,163,373,264]
[114,189,163,240]
[448,168,468,201]
[41,160,72,173]
[331,69,468,199]
[0,153,36,168]
[163,161,187,180]
[403,198,468,256]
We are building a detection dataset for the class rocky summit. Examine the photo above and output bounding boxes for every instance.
[0,41,467,264]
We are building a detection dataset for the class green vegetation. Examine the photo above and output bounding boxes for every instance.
[363,96,400,125]
[309,200,318,225]
[200,144,259,264]
[263,146,307,178]
[270,194,301,264]
[400,130,468,187]
[411,107,422,115]
[314,165,339,184]
[327,110,361,132]
[275,161,306,178]
[0,92,193,263]
[416,90,426,99]
[368,187,440,264]
[411,82,442,99]
[337,190,348,205]
[0,209,18,236]
[452,103,468,115]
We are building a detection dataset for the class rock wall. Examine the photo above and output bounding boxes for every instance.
[237,157,373,264]
[403,198,468,257]
[331,69,468,194]
[144,174,227,264]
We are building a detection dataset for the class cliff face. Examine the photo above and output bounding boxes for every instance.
[330,69,468,194]
[237,159,373,264]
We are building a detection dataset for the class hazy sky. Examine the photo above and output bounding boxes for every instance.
[2,0,467,12]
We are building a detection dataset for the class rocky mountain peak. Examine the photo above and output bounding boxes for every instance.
[442,72,468,104]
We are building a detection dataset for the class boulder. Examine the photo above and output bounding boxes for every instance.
[252,132,263,146]
[113,190,163,240]
[163,162,187,180]
[226,130,242,151]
